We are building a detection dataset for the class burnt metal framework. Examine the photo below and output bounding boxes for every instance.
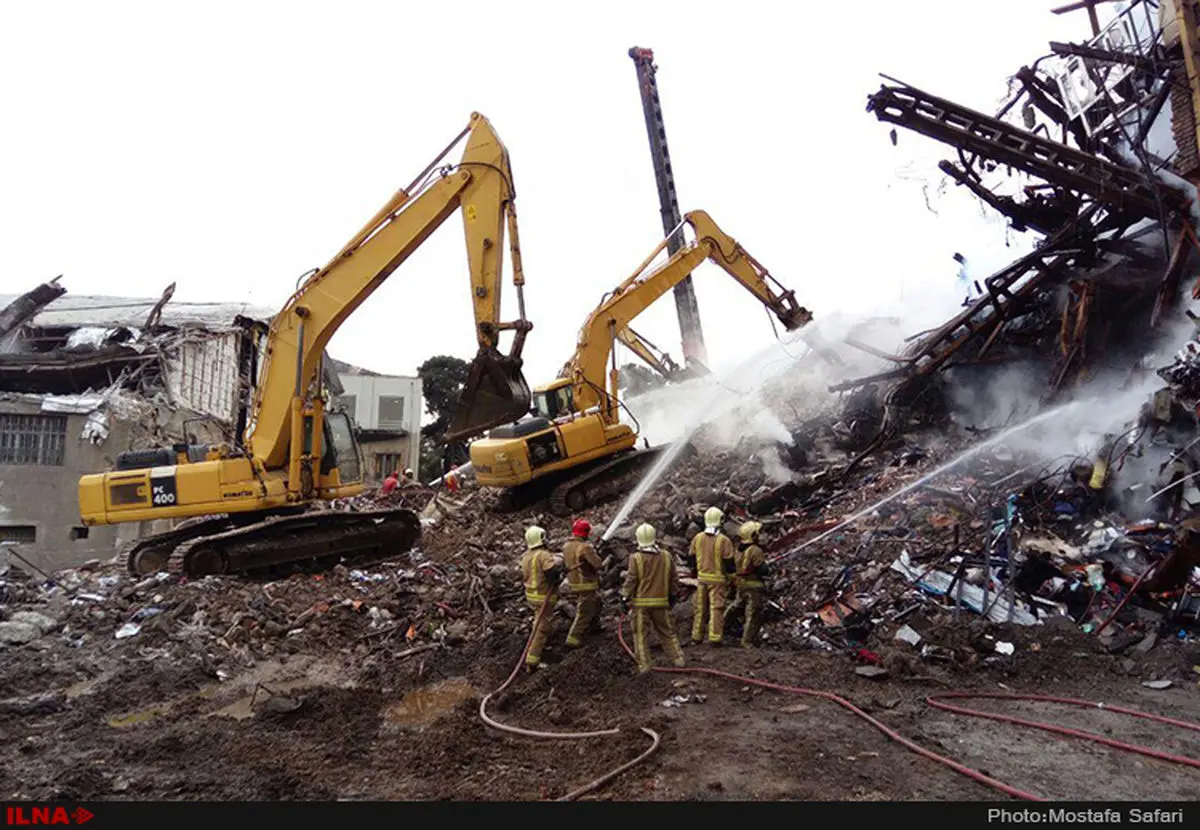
[866,82,1187,222]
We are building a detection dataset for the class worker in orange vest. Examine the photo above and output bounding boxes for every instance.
[380,470,400,495]
[620,523,685,673]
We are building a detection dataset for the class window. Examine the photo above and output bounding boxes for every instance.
[375,453,404,480]
[323,412,361,484]
[377,395,406,429]
[532,386,573,420]
[0,414,67,466]
[0,525,37,543]
[334,394,357,423]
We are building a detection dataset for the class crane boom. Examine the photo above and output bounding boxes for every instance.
[629,46,708,368]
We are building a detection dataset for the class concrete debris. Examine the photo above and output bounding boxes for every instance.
[4,4,1200,801]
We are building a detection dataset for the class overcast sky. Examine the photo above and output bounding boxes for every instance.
[1,1,1095,387]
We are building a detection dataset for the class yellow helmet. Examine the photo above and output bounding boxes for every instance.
[704,506,724,529]
[739,521,762,542]
[525,525,545,549]
[635,523,657,550]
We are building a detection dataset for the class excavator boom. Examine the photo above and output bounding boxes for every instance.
[562,210,810,413]
[471,209,811,516]
[246,113,531,469]
[80,112,534,579]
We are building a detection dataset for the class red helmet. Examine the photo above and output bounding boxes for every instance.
[572,519,591,538]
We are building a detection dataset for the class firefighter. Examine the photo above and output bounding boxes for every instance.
[520,525,564,671]
[725,521,770,647]
[688,506,735,646]
[562,519,604,647]
[620,523,685,673]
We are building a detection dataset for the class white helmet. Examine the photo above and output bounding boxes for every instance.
[636,523,657,550]
[525,525,546,549]
[704,506,724,530]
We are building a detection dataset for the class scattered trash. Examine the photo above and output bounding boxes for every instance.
[855,666,889,680]
[661,694,708,708]
[894,625,922,646]
[994,641,1015,656]
[114,623,141,640]
[1142,680,1173,690]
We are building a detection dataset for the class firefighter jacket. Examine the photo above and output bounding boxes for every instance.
[562,539,602,593]
[521,547,561,604]
[689,531,735,585]
[734,543,767,589]
[621,548,681,608]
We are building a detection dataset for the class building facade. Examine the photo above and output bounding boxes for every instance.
[334,373,423,483]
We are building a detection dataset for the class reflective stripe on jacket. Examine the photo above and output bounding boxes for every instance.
[522,548,557,603]
[562,539,602,592]
[622,548,679,608]
[735,543,766,589]
[691,532,733,584]
[632,550,671,607]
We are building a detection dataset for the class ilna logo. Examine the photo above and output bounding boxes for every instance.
[4,807,94,825]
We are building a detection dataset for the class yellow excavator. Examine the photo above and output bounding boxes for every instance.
[79,113,533,578]
[469,210,811,514]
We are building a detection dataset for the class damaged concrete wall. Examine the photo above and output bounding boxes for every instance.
[164,331,243,425]
[0,397,135,569]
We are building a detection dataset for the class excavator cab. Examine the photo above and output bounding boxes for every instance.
[531,379,574,420]
[445,347,532,441]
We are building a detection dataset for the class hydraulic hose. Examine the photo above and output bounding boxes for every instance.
[477,594,661,800]
[613,613,1043,801]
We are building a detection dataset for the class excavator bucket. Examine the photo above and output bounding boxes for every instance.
[444,348,532,441]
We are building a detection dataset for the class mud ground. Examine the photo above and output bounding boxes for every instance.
[3,599,1198,802]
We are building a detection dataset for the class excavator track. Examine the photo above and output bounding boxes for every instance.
[121,516,237,577]
[545,442,695,517]
[164,507,421,578]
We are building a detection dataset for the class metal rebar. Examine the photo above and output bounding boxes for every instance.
[1,545,61,587]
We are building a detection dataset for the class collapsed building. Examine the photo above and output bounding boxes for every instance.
[0,282,273,570]
[0,282,426,572]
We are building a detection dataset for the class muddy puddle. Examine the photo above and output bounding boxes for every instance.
[208,679,313,720]
[384,677,476,728]
[107,703,172,728]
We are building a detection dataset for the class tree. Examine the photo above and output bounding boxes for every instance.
[418,355,469,436]
[417,355,470,480]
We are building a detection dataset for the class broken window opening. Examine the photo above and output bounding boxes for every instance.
[0,525,37,543]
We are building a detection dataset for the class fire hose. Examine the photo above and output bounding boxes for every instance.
[478,595,661,801]
[478,594,1200,799]
[614,613,1200,800]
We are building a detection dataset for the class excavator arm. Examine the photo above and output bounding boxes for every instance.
[616,326,689,379]
[245,113,532,481]
[560,210,811,418]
